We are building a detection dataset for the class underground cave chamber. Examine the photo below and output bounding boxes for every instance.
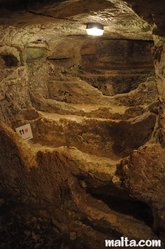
[1,0,165,248]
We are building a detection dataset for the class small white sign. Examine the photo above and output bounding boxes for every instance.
[16,123,33,141]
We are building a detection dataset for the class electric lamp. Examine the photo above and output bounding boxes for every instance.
[86,22,104,36]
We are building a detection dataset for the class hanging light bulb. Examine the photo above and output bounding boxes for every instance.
[86,22,104,36]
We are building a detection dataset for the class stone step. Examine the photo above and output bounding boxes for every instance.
[28,144,119,176]
[28,109,156,160]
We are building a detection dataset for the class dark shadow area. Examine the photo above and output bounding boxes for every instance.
[0,205,74,249]
[90,192,154,228]
[124,0,165,36]
[1,54,19,67]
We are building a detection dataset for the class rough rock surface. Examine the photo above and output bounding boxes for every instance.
[0,0,165,248]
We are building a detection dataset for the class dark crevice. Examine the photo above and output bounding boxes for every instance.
[0,54,19,67]
[26,9,57,19]
[89,192,154,228]
[47,57,71,61]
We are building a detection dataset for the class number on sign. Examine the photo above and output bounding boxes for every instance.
[19,129,25,135]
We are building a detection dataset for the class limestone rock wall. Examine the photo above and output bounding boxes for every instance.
[154,42,165,146]
[0,66,31,126]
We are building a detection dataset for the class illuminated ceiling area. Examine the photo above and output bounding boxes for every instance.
[0,0,164,39]
[0,0,165,248]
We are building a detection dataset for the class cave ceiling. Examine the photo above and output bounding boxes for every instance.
[0,0,165,43]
